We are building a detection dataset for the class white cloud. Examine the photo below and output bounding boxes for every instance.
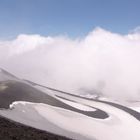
[1,27,140,100]
[129,26,140,34]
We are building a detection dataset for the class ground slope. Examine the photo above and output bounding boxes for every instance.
[0,115,72,140]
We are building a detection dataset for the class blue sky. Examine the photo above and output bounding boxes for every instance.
[0,0,140,38]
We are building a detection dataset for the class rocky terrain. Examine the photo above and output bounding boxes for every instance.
[0,115,72,140]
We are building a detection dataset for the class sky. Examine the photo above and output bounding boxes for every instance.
[0,0,140,39]
[1,0,140,100]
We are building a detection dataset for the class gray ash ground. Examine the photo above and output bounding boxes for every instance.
[0,69,73,140]
[0,115,72,140]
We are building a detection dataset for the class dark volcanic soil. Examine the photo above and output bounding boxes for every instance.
[0,115,72,140]
[0,80,108,119]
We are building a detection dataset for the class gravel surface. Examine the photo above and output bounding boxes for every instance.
[0,115,72,140]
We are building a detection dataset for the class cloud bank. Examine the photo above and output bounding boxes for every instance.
[1,27,140,100]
